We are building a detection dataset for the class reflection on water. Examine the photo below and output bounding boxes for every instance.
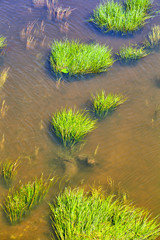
[0,0,160,238]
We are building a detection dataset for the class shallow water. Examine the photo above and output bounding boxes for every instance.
[0,0,160,239]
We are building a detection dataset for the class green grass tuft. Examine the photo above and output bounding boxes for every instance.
[2,174,55,224]
[0,36,7,49]
[49,187,160,240]
[50,40,114,75]
[0,160,19,186]
[51,108,97,147]
[125,0,151,11]
[92,90,127,119]
[116,44,148,62]
[90,0,151,33]
[145,25,160,48]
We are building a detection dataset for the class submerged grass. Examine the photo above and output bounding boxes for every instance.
[2,174,55,224]
[116,44,148,62]
[145,25,160,48]
[0,36,6,49]
[50,40,114,75]
[51,108,97,147]
[90,0,151,33]
[92,90,127,119]
[0,68,9,88]
[0,160,19,186]
[50,187,160,240]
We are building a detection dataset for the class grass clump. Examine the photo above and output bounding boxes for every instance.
[145,25,160,48]
[91,90,127,119]
[90,0,151,33]
[49,187,160,240]
[50,40,114,75]
[2,174,55,224]
[0,36,6,49]
[116,44,148,62]
[0,160,19,186]
[51,108,97,147]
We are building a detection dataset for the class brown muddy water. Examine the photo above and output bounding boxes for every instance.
[0,0,160,239]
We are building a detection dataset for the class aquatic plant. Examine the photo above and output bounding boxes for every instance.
[46,0,75,20]
[116,45,148,62]
[0,36,6,49]
[0,100,9,119]
[0,134,5,151]
[145,25,160,48]
[20,20,46,49]
[50,40,114,75]
[33,0,46,8]
[2,174,55,224]
[125,0,151,11]
[92,90,127,119]
[49,187,160,240]
[60,21,69,33]
[0,67,9,88]
[0,160,19,186]
[90,0,151,33]
[51,108,97,147]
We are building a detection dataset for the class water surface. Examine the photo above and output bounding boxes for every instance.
[0,0,160,239]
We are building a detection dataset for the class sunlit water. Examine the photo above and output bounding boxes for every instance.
[0,0,160,239]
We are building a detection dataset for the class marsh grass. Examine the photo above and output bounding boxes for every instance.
[2,174,55,224]
[0,134,5,151]
[50,40,114,75]
[0,36,7,49]
[26,36,37,49]
[92,90,127,119]
[33,0,46,8]
[20,20,47,49]
[0,68,9,88]
[145,25,160,48]
[51,108,97,147]
[125,0,151,11]
[0,100,9,119]
[60,21,69,33]
[49,187,160,240]
[116,44,148,62]
[52,6,75,21]
[0,160,20,186]
[90,0,151,33]
[46,0,75,21]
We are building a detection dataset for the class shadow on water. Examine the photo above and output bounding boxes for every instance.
[154,76,160,88]
[47,118,61,147]
[0,55,5,68]
[112,53,142,67]
[118,59,141,67]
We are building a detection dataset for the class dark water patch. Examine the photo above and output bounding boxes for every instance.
[154,76,160,88]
